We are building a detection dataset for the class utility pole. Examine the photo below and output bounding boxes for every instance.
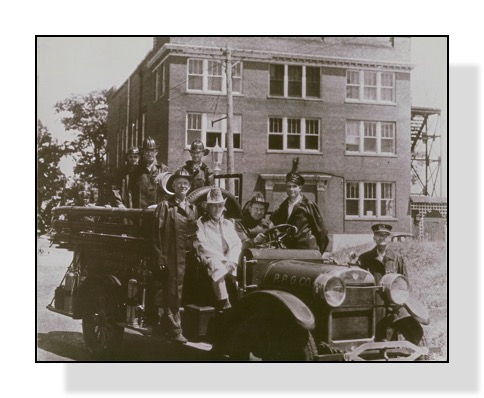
[225,44,235,194]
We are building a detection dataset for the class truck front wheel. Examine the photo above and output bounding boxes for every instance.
[82,288,124,359]
[228,313,317,361]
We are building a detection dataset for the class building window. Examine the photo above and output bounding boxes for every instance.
[268,117,320,151]
[345,181,395,218]
[187,59,242,94]
[346,120,395,155]
[346,70,395,103]
[269,64,321,99]
[186,112,242,149]
[154,63,165,100]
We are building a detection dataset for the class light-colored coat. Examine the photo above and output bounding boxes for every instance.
[194,216,242,300]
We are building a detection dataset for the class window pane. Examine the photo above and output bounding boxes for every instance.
[287,135,300,149]
[381,88,393,101]
[363,182,376,216]
[288,65,302,97]
[346,121,360,151]
[270,65,284,96]
[346,71,360,99]
[207,61,222,91]
[363,71,377,100]
[233,133,240,149]
[269,117,283,133]
[305,136,318,150]
[381,72,394,101]
[287,119,301,134]
[346,182,360,216]
[380,183,394,217]
[306,67,321,98]
[188,60,203,90]
[381,123,395,153]
[206,132,222,148]
[363,122,377,152]
[268,135,283,150]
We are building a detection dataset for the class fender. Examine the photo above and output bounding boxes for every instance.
[233,290,315,330]
[72,274,123,319]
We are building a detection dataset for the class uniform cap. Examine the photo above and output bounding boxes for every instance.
[167,168,192,190]
[142,137,159,150]
[127,146,140,155]
[206,187,226,204]
[245,193,269,212]
[285,157,305,186]
[190,140,210,156]
[371,224,393,234]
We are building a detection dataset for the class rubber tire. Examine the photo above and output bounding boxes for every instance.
[82,286,124,359]
[228,313,318,361]
[187,186,241,219]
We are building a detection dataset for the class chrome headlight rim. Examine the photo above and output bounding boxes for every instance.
[379,273,409,305]
[314,274,347,307]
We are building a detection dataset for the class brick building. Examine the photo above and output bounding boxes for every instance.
[106,36,413,249]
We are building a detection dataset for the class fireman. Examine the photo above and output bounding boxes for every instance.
[181,140,215,193]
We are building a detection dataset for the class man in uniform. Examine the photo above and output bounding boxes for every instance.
[182,140,214,193]
[270,158,329,254]
[112,146,140,208]
[235,193,274,250]
[128,137,169,208]
[358,223,423,345]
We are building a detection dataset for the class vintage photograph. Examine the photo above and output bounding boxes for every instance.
[36,36,448,362]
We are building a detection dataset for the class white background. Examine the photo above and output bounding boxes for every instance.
[3,1,480,397]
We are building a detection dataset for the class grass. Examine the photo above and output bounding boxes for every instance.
[333,240,448,361]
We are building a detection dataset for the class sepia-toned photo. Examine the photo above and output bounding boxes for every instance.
[36,36,448,362]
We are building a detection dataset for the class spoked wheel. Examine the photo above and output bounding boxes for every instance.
[82,288,124,359]
[229,314,317,361]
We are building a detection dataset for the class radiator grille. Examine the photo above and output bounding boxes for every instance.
[331,309,373,341]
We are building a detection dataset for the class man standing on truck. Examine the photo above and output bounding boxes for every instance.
[153,168,198,344]
[358,223,424,345]
[128,137,169,208]
[111,146,140,208]
[270,158,329,254]
[181,140,214,193]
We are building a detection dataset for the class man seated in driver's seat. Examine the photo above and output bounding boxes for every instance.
[235,193,274,250]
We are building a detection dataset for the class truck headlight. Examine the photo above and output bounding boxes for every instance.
[314,274,346,307]
[380,274,409,305]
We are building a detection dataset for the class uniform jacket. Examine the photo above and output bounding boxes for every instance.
[194,216,242,281]
[153,196,198,311]
[234,211,274,250]
[270,195,329,253]
[128,160,169,208]
[358,246,411,323]
[182,161,215,193]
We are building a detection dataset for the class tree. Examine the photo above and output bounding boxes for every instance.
[55,90,109,201]
[37,121,67,234]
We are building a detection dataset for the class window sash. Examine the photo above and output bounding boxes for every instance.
[345,181,395,217]
[346,120,396,155]
[188,59,242,93]
[346,70,395,102]
[187,113,241,149]
[270,64,321,98]
[268,117,320,151]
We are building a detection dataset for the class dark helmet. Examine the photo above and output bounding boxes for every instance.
[166,168,192,190]
[244,193,269,213]
[190,140,210,156]
[127,146,140,155]
[142,137,159,150]
[285,157,305,186]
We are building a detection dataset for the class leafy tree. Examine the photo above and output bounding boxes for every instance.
[55,90,109,202]
[37,121,67,234]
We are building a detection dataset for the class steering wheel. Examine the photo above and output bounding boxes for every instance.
[262,224,297,249]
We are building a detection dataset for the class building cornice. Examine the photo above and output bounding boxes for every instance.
[147,43,413,72]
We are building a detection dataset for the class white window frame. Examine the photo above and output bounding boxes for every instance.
[345,181,396,219]
[345,120,396,155]
[187,59,242,94]
[185,112,242,150]
[269,64,321,99]
[345,70,395,103]
[268,116,320,152]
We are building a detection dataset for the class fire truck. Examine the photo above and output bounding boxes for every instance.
[47,186,429,361]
